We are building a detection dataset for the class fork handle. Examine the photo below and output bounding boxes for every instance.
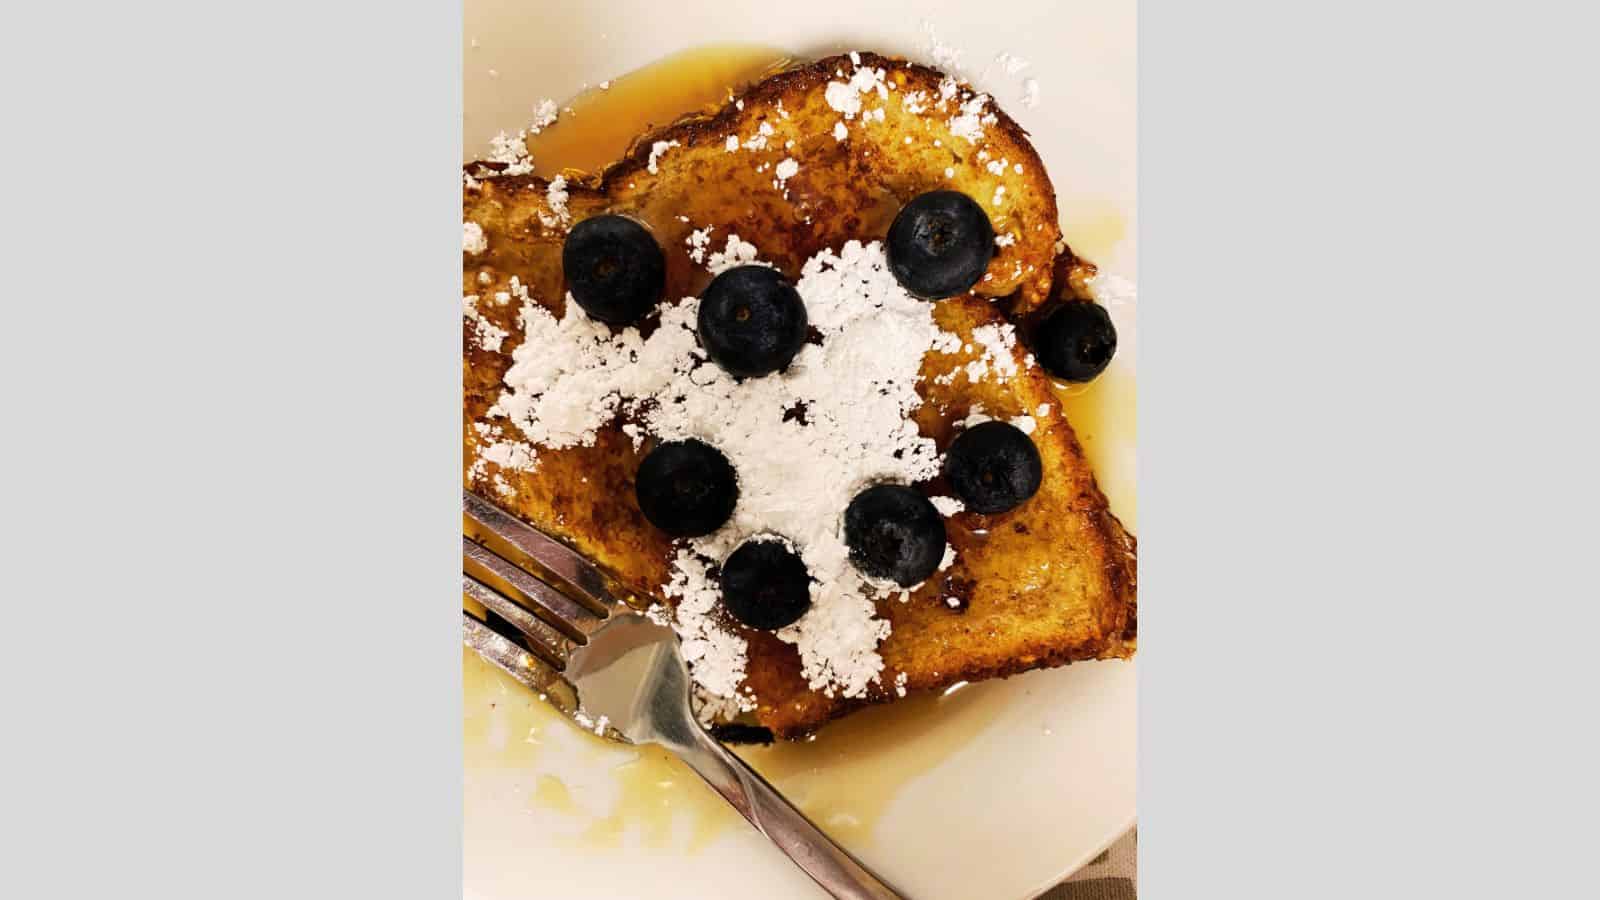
[673,724,908,900]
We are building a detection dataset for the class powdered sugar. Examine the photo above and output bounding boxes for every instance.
[481,439,535,472]
[647,140,679,174]
[824,62,888,120]
[536,175,572,229]
[621,423,644,450]
[481,100,557,178]
[471,422,537,477]
[685,227,714,264]
[741,121,775,151]
[482,240,963,706]
[664,547,752,710]
[487,130,534,176]
[703,234,766,275]
[930,496,966,516]
[773,157,799,192]
[948,93,997,144]
[1086,274,1136,364]
[546,175,570,222]
[963,323,1021,383]
[1088,272,1137,309]
[528,99,559,134]
[825,82,863,118]
[996,51,1030,75]
[463,222,487,255]
[462,294,508,352]
[482,441,535,473]
[489,293,698,450]
[832,121,848,141]
[919,28,1039,114]
[924,22,963,71]
[958,406,993,429]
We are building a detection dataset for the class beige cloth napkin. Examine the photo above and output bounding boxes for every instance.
[1037,828,1136,900]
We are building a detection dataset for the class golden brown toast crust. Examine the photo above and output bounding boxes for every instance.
[463,52,1136,738]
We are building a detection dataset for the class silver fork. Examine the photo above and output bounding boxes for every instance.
[462,490,906,900]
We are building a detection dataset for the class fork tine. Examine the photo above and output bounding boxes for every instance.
[463,537,606,641]
[463,575,578,668]
[462,613,623,741]
[463,490,622,614]
[461,613,576,704]
[461,491,634,742]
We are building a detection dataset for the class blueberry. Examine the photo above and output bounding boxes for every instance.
[561,215,665,324]
[943,421,1043,514]
[697,266,808,377]
[634,439,738,537]
[1034,302,1117,383]
[844,484,948,587]
[886,190,995,299]
[720,539,811,630]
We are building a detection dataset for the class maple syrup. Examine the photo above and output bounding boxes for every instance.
[1054,363,1137,531]
[523,43,793,177]
[464,646,1003,853]
[732,678,1003,845]
[1058,206,1129,274]
[465,649,740,862]
[464,43,1136,858]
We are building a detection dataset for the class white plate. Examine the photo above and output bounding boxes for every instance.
[463,3,1136,898]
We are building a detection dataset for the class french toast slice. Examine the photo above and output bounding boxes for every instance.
[463,52,1136,738]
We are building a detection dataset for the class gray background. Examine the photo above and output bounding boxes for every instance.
[3,0,1597,898]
